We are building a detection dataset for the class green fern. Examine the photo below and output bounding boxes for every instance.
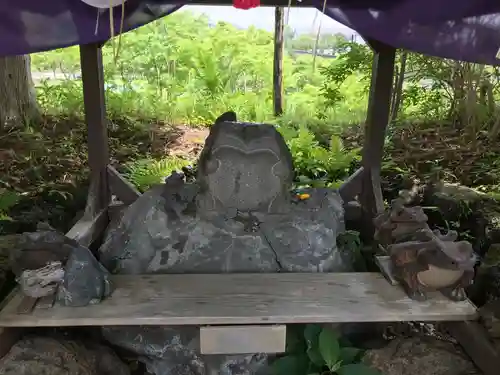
[279,125,360,185]
[124,157,191,192]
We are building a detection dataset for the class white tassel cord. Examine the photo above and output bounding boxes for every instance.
[93,0,126,64]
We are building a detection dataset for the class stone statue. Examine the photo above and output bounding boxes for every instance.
[196,118,294,215]
[374,193,476,301]
[98,112,351,375]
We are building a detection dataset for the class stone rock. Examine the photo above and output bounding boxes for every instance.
[102,326,203,375]
[363,337,479,375]
[98,119,349,375]
[424,182,500,256]
[0,335,130,375]
[56,244,112,307]
[425,183,484,222]
[7,224,74,277]
[4,224,111,307]
[479,299,500,338]
[102,326,270,375]
[467,264,500,306]
[100,183,347,275]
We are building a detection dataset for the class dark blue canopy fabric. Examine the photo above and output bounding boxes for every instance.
[2,0,500,65]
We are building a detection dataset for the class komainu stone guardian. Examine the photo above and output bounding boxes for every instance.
[374,192,476,301]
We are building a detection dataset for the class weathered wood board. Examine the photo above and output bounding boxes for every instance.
[0,273,477,327]
[375,255,399,285]
[200,325,286,354]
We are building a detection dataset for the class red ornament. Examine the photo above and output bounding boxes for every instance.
[233,0,260,10]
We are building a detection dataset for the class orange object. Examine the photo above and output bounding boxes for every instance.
[298,193,310,200]
[233,0,260,10]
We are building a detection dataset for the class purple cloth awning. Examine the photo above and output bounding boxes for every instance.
[0,0,180,56]
[1,0,500,64]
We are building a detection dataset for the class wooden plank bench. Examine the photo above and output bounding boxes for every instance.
[0,273,477,327]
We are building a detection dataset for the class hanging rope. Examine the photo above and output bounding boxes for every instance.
[312,0,329,72]
[90,0,126,64]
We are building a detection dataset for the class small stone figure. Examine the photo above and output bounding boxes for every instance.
[17,261,65,298]
[7,223,112,306]
[375,193,476,302]
[374,199,428,247]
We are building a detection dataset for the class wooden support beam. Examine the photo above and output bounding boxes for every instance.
[107,165,141,205]
[0,289,24,358]
[0,327,21,358]
[359,39,395,238]
[339,167,364,202]
[445,321,500,375]
[80,43,110,217]
[65,208,109,248]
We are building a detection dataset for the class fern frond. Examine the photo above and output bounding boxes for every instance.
[124,157,191,192]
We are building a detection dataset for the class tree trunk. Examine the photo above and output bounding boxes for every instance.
[0,55,40,127]
[312,11,324,74]
[390,51,407,123]
[273,7,284,117]
[449,61,466,126]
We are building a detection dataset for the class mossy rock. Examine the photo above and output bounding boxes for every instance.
[363,337,479,375]
[0,336,130,375]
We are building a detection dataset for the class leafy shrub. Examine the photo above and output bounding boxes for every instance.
[278,125,360,188]
[336,230,367,271]
[0,190,20,221]
[31,11,370,128]
[272,324,380,375]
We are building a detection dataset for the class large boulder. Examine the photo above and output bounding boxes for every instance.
[0,336,130,375]
[99,185,348,275]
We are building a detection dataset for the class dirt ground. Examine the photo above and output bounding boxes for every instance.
[166,126,209,158]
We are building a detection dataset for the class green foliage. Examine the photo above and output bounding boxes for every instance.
[272,325,380,375]
[337,230,366,271]
[0,190,19,221]
[278,125,360,188]
[124,157,191,192]
[320,41,372,107]
[288,32,348,52]
[122,124,360,194]
[31,11,369,127]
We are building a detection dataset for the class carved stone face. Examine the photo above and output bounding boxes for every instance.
[197,121,294,213]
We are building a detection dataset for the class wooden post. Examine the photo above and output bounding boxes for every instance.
[359,39,395,238]
[273,7,284,116]
[445,321,500,375]
[79,43,110,217]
